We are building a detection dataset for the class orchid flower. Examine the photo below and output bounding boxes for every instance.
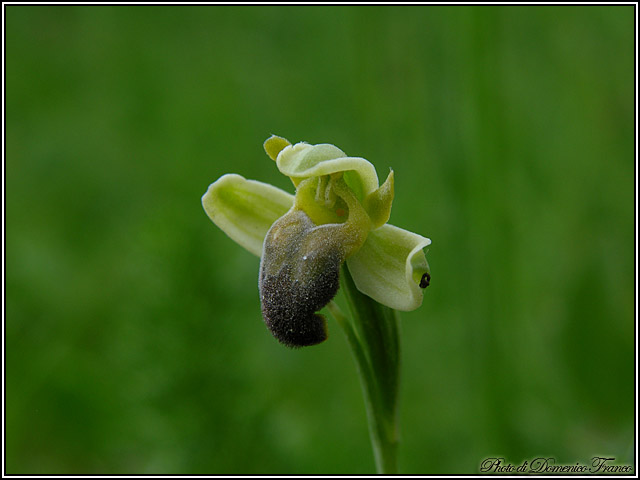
[201,135,432,473]
[202,135,431,348]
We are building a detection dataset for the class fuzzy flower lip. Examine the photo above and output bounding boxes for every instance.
[201,135,431,315]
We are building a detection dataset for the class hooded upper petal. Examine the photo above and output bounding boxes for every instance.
[275,141,380,202]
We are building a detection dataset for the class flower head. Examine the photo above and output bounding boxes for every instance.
[202,135,431,347]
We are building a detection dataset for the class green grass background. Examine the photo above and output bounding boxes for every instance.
[5,5,635,474]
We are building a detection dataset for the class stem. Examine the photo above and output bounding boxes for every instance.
[327,265,401,474]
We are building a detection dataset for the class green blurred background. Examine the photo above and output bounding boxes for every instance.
[5,5,635,474]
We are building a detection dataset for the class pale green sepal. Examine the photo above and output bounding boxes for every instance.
[364,170,394,230]
[263,135,291,162]
[202,174,294,257]
[346,224,431,311]
[276,141,380,200]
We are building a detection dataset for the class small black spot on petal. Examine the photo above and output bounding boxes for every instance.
[419,272,431,289]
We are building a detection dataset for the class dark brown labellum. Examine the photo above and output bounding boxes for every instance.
[259,209,345,348]
[419,272,431,289]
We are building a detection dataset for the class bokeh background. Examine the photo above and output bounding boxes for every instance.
[5,5,635,474]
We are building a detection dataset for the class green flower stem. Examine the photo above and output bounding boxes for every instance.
[327,265,401,474]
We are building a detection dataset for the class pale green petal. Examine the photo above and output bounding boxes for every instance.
[202,174,294,257]
[276,142,380,200]
[346,224,431,311]
[263,135,291,162]
[364,170,394,230]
